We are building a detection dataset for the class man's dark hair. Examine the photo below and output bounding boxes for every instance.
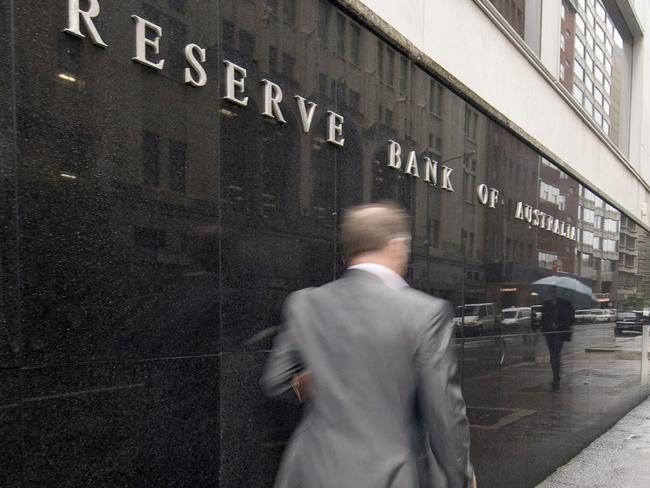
[340,202,411,260]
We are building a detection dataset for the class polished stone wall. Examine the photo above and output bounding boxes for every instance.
[0,1,648,486]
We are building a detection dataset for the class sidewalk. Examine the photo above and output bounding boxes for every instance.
[536,395,650,488]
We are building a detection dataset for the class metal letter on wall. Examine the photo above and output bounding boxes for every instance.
[294,96,318,133]
[387,140,402,170]
[440,166,454,192]
[404,151,420,178]
[223,60,249,107]
[423,157,438,186]
[131,16,165,70]
[326,111,345,146]
[63,0,108,47]
[261,80,287,123]
[184,44,207,87]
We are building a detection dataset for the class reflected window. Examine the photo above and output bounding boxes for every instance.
[283,0,296,25]
[539,251,559,269]
[318,0,329,43]
[336,13,346,57]
[429,80,443,115]
[350,24,361,65]
[604,218,619,232]
[142,131,161,187]
[169,140,187,193]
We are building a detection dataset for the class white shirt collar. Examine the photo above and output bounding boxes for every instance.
[348,263,408,290]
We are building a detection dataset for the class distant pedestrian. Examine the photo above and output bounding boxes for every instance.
[539,286,574,390]
[262,202,476,488]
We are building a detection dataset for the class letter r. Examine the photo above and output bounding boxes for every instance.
[63,0,108,47]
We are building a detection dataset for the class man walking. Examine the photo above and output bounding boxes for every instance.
[262,202,475,488]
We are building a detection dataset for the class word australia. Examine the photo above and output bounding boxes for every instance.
[514,202,577,240]
[62,0,345,146]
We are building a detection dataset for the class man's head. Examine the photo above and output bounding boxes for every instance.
[341,202,411,276]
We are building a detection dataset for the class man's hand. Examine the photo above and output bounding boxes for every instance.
[471,474,477,488]
[290,371,313,403]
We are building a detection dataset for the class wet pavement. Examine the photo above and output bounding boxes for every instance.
[460,323,650,488]
[536,395,650,488]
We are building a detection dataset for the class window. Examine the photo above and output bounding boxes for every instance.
[336,14,346,56]
[586,30,595,49]
[605,59,612,76]
[596,2,606,21]
[594,87,603,106]
[584,97,593,115]
[573,84,584,102]
[142,131,160,187]
[576,14,585,33]
[582,207,595,223]
[593,236,601,250]
[603,239,617,252]
[586,8,594,27]
[538,251,559,269]
[283,0,296,24]
[350,24,360,65]
[429,80,443,115]
[596,25,605,43]
[282,53,295,79]
[585,53,594,72]
[574,60,584,81]
[604,79,611,96]
[582,230,594,246]
[595,45,605,64]
[583,187,596,201]
[560,34,565,50]
[604,218,618,232]
[584,76,593,94]
[575,37,585,58]
[318,0,329,42]
[540,181,563,208]
[385,48,395,86]
[605,39,613,56]
[594,66,604,84]
[595,215,603,228]
[602,120,609,134]
[606,17,614,34]
[169,140,187,193]
[594,109,602,125]
[593,195,603,207]
[560,63,565,80]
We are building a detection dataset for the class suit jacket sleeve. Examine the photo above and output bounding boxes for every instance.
[260,292,305,403]
[415,302,473,488]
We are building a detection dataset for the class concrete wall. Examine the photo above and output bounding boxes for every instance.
[357,0,650,228]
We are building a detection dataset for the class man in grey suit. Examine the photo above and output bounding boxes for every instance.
[262,202,475,488]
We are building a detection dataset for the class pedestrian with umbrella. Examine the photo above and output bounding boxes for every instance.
[531,276,593,391]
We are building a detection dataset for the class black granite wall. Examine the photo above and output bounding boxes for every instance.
[1,1,648,486]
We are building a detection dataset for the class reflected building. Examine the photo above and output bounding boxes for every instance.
[575,186,621,306]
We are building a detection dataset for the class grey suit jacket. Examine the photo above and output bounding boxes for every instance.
[261,270,473,488]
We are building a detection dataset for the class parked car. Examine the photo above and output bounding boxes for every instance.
[591,309,610,323]
[531,304,543,329]
[501,307,532,330]
[454,303,498,335]
[604,308,617,322]
[574,309,595,324]
[614,311,645,336]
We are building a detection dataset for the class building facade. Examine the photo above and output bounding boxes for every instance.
[1,1,650,487]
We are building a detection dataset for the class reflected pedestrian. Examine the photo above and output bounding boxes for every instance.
[539,286,574,391]
[261,202,476,488]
